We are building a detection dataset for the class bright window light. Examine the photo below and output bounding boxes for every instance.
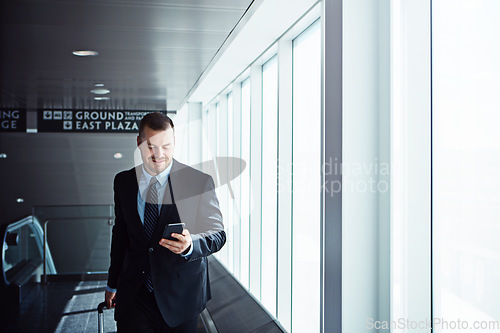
[261,55,278,317]
[291,20,321,333]
[240,78,251,289]
[433,0,500,330]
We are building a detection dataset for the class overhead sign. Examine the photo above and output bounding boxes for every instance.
[37,110,172,133]
[0,109,27,132]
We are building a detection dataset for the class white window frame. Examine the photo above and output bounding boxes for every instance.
[390,0,432,331]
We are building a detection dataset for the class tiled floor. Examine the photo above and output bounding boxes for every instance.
[1,280,115,333]
[1,280,207,333]
[1,257,284,333]
[54,281,116,333]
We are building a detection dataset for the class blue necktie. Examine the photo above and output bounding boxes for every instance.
[144,177,159,240]
[144,177,159,291]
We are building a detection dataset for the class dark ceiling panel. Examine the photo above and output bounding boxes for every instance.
[2,26,227,52]
[0,0,254,110]
[46,0,251,10]
[2,0,247,30]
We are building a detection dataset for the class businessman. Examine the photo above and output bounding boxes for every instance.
[105,112,226,332]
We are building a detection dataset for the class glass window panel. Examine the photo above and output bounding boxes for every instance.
[232,88,242,280]
[241,78,251,289]
[215,101,228,267]
[202,109,208,163]
[433,0,500,331]
[261,55,278,317]
[227,92,234,272]
[291,21,321,333]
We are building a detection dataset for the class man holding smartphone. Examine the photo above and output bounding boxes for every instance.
[105,112,225,332]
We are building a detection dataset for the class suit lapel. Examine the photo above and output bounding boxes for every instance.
[168,159,196,230]
[159,160,177,222]
[152,160,179,242]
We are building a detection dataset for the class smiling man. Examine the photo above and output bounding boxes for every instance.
[105,112,225,333]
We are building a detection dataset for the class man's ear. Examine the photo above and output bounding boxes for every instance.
[137,135,141,147]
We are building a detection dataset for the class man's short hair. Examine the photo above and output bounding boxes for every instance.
[139,112,174,138]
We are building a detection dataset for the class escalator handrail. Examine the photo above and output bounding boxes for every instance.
[1,216,57,287]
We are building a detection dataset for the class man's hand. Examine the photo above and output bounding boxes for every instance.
[159,229,192,254]
[105,290,116,309]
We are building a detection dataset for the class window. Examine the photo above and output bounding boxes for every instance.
[261,55,278,316]
[291,20,322,333]
[194,9,323,332]
[433,0,500,329]
[227,92,234,272]
[240,78,251,288]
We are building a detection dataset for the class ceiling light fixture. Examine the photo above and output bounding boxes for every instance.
[0,153,7,158]
[114,153,123,159]
[16,198,24,203]
[72,50,98,56]
[90,88,110,95]
[95,83,104,87]
[94,96,110,101]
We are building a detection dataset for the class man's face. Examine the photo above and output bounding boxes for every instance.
[137,126,175,176]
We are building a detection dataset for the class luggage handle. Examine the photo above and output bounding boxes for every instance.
[97,300,116,314]
[97,300,115,333]
[97,302,107,314]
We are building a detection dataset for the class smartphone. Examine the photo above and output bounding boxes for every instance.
[162,223,185,241]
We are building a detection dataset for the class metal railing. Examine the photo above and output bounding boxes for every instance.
[32,205,114,284]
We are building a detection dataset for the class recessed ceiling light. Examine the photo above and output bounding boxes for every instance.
[94,96,110,101]
[114,153,123,159]
[95,83,104,87]
[72,50,98,56]
[16,198,24,203]
[90,88,110,95]
[0,153,7,159]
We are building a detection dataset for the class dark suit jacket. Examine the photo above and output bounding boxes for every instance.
[107,159,226,327]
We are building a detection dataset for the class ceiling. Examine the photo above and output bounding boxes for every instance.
[0,0,255,224]
[0,0,254,111]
